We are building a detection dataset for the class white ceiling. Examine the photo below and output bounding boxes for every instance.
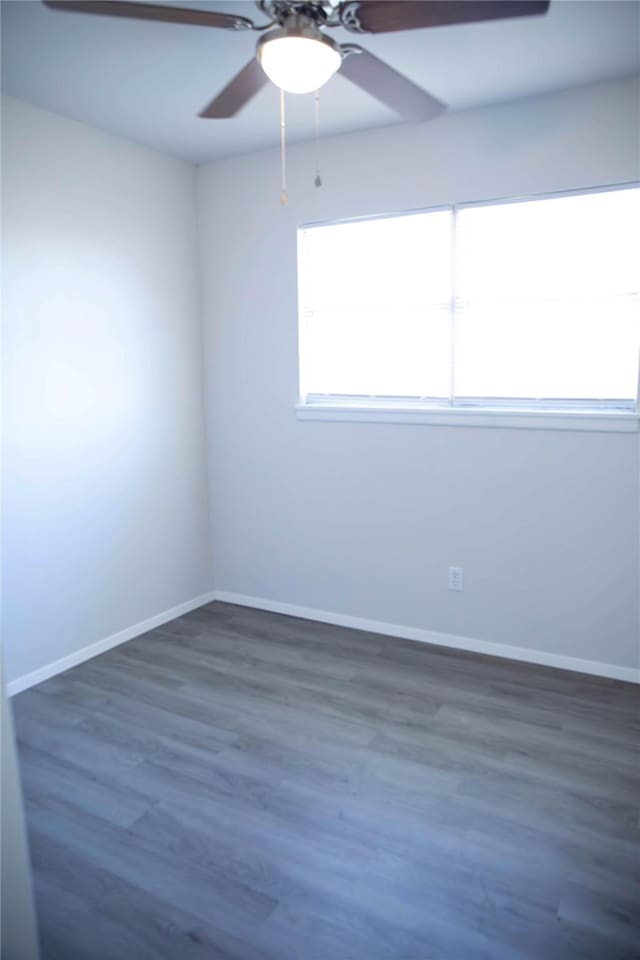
[2,0,638,164]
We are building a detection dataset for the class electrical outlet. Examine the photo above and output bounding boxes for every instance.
[448,566,464,592]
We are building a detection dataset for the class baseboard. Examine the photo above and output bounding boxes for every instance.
[7,590,217,696]
[9,587,637,694]
[213,590,640,684]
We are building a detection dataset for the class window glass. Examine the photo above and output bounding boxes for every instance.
[297,186,640,412]
[298,211,452,399]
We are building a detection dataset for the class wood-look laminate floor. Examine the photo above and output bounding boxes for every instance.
[12,602,640,960]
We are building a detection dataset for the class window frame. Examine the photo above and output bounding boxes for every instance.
[296,182,640,433]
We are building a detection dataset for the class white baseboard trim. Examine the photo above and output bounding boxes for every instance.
[7,590,217,697]
[8,587,637,694]
[213,590,640,684]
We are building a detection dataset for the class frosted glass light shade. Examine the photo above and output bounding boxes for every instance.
[258,35,342,94]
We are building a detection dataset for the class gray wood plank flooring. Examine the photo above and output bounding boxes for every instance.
[11,601,640,959]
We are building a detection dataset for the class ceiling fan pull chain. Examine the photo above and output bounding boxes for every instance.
[314,90,322,188]
[280,87,288,206]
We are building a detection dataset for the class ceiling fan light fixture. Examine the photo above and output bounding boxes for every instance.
[257,26,342,95]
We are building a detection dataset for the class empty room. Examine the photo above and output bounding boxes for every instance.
[1,1,639,958]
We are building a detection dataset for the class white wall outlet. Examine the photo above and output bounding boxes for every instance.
[448,566,464,592]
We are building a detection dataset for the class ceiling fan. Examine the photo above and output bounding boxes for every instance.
[43,1,550,122]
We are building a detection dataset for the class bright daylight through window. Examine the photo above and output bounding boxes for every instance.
[297,185,640,425]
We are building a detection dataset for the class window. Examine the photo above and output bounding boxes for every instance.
[297,185,640,429]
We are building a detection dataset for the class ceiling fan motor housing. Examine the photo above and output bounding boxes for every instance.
[256,1,335,27]
[256,12,340,52]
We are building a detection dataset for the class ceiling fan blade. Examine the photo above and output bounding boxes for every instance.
[339,46,445,122]
[199,60,268,118]
[42,1,255,31]
[338,1,550,34]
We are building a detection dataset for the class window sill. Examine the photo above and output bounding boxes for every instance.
[295,404,640,433]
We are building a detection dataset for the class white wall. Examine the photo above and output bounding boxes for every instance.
[198,77,640,677]
[2,96,213,686]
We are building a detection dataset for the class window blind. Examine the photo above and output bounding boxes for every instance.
[298,185,640,413]
[453,187,640,409]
